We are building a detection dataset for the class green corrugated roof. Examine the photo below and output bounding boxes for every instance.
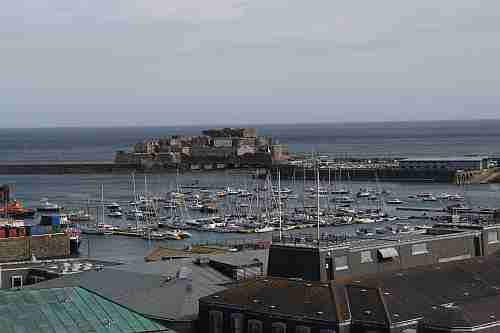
[0,287,171,333]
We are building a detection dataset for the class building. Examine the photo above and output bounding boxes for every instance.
[399,157,488,171]
[200,252,500,333]
[213,138,234,148]
[199,278,351,333]
[272,144,289,162]
[0,258,118,290]
[27,250,268,333]
[267,223,500,282]
[0,286,172,332]
[202,128,256,138]
[113,128,285,170]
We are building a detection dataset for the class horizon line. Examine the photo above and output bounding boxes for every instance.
[1,117,500,130]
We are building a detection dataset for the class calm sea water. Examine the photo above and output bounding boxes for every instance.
[1,120,500,263]
[1,120,500,161]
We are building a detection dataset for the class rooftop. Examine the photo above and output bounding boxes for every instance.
[200,277,350,324]
[272,227,478,252]
[0,287,171,333]
[202,253,500,330]
[28,258,232,321]
[400,156,488,162]
[347,253,500,327]
[0,258,120,275]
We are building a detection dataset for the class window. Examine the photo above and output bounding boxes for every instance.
[209,311,223,333]
[296,326,311,333]
[378,247,399,262]
[231,313,244,333]
[272,322,287,333]
[361,251,373,263]
[248,320,263,333]
[11,275,22,289]
[488,231,499,244]
[411,243,428,255]
[334,256,348,271]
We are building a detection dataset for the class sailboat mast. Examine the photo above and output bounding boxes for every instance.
[278,168,282,241]
[315,155,320,239]
[132,172,136,202]
[316,157,320,242]
[100,185,104,226]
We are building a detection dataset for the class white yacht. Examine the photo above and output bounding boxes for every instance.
[37,199,63,213]
[386,198,403,205]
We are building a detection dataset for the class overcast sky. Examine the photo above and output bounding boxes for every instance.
[2,0,500,127]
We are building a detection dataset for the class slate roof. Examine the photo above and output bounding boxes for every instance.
[347,253,500,328]
[28,258,231,322]
[0,287,170,333]
[422,294,500,330]
[200,277,351,324]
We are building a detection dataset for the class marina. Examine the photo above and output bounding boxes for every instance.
[1,169,499,263]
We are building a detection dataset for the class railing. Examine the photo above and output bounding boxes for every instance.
[272,233,358,248]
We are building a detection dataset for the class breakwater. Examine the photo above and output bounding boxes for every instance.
[0,161,139,175]
[272,165,456,182]
[0,160,485,184]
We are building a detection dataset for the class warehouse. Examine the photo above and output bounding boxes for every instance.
[398,156,489,171]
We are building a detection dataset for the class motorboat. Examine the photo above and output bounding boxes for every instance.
[355,217,375,224]
[68,211,92,222]
[331,188,350,195]
[449,194,464,201]
[238,190,253,198]
[356,227,375,237]
[254,226,274,233]
[106,202,121,210]
[416,192,433,198]
[422,196,437,202]
[437,193,451,200]
[0,200,35,218]
[125,210,144,221]
[356,191,371,198]
[226,187,239,195]
[386,198,403,205]
[144,231,169,240]
[37,199,63,213]
[107,211,123,218]
[340,196,355,204]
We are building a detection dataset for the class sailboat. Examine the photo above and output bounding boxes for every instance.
[81,185,107,235]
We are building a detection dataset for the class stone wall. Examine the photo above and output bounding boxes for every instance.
[0,238,30,262]
[30,234,70,259]
[0,234,69,263]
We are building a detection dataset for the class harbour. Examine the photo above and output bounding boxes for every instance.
[2,169,500,264]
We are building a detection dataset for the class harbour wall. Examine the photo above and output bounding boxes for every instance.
[0,162,139,175]
[0,234,70,262]
[273,165,457,183]
[0,161,487,183]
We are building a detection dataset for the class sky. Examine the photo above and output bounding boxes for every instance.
[1,0,500,127]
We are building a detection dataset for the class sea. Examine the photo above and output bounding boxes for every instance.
[1,119,500,161]
[1,119,500,263]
